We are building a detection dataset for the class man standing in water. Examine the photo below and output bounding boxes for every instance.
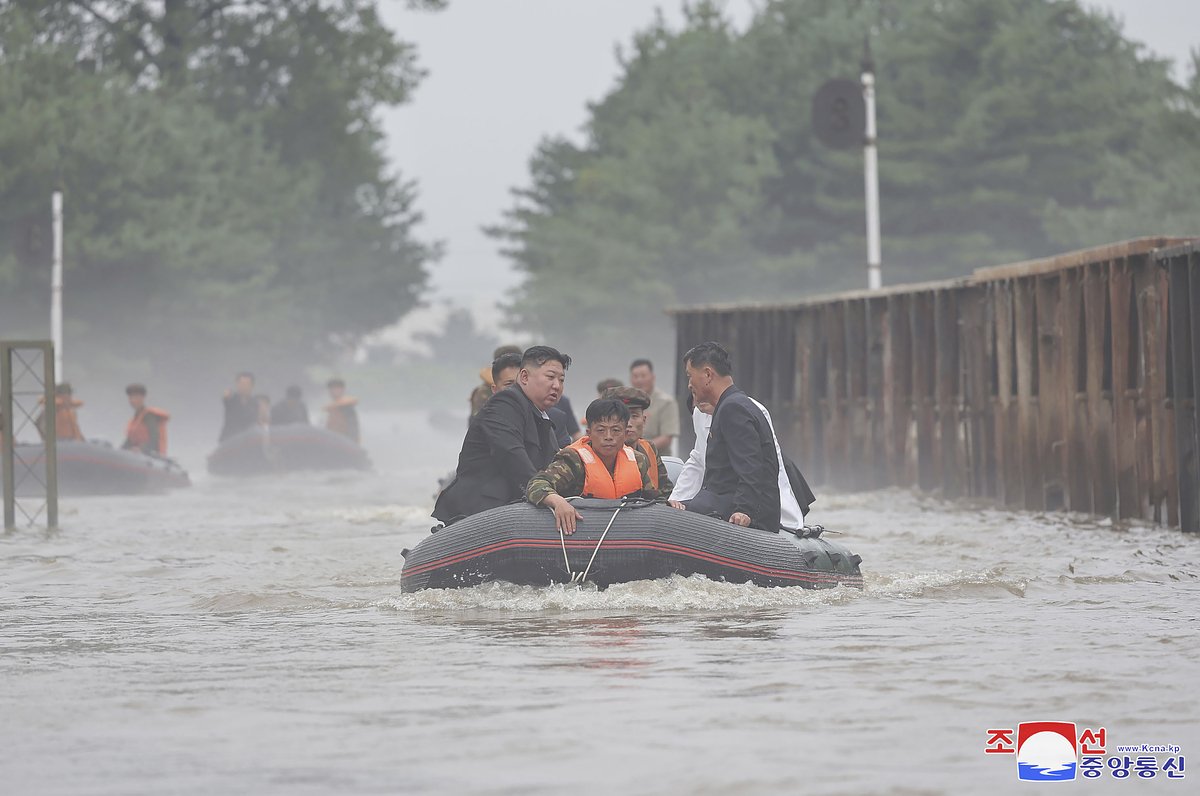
[324,378,360,443]
[434,346,570,524]
[219,372,258,441]
[667,342,780,532]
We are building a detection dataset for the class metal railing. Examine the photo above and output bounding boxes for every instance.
[1,341,59,530]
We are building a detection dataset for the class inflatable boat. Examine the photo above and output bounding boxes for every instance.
[8,440,190,495]
[207,423,370,476]
[401,498,863,592]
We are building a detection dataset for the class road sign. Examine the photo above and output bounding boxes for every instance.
[812,78,865,149]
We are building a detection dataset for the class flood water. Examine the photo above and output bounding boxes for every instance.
[2,411,1198,795]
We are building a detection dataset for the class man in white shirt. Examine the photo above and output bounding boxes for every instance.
[670,396,806,531]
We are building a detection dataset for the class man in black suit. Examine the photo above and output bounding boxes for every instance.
[433,346,571,524]
[667,341,781,532]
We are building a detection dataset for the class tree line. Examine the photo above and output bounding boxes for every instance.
[0,0,443,392]
[493,0,1200,372]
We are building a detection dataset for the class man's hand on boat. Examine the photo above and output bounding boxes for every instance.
[544,494,584,534]
[729,512,752,527]
[666,500,686,511]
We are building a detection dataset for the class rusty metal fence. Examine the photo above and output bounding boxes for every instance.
[671,237,1200,531]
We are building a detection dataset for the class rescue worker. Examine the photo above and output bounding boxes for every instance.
[434,346,569,524]
[602,386,674,499]
[470,344,523,421]
[220,372,258,441]
[325,378,360,443]
[271,385,310,426]
[122,383,170,456]
[37,383,85,441]
[527,398,657,534]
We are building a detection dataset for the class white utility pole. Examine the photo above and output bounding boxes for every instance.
[51,189,63,383]
[862,40,882,290]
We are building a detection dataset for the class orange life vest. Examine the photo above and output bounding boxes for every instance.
[126,407,170,455]
[54,397,85,441]
[325,396,359,441]
[635,438,660,490]
[569,437,643,499]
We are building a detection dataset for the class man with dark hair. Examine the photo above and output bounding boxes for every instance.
[434,346,572,524]
[122,383,170,456]
[596,377,623,398]
[325,378,360,443]
[470,344,524,420]
[220,372,258,441]
[527,398,657,534]
[629,358,679,456]
[603,386,673,499]
[667,341,781,532]
[490,352,522,395]
[37,383,85,441]
[271,385,310,426]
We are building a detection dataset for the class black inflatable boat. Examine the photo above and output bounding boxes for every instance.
[401,498,863,592]
[9,440,190,495]
[207,423,370,476]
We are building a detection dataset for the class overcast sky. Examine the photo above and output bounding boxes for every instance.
[376,0,1198,337]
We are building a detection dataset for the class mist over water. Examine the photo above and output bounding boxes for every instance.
[2,411,1198,794]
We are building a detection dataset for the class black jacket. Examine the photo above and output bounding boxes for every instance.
[270,398,310,426]
[220,394,258,442]
[433,384,559,523]
[684,385,781,531]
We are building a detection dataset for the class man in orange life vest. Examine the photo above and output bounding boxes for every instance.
[324,378,360,443]
[37,383,85,441]
[526,398,657,534]
[122,383,170,456]
[602,385,674,500]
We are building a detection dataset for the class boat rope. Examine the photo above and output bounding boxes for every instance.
[578,505,622,585]
[558,524,574,581]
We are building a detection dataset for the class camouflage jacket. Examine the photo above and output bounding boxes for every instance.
[526,445,657,505]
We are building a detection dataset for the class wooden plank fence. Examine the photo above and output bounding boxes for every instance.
[670,237,1200,531]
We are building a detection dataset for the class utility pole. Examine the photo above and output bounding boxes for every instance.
[51,188,64,383]
[862,36,882,290]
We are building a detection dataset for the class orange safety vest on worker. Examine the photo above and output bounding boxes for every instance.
[125,407,170,456]
[568,437,643,499]
[633,438,660,491]
[325,396,360,442]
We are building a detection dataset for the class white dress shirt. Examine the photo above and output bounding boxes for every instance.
[669,401,805,530]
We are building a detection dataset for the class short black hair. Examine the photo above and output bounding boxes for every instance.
[286,385,303,399]
[491,352,522,384]
[630,358,653,372]
[522,345,571,371]
[683,341,732,377]
[125,383,147,396]
[236,371,255,382]
[596,377,623,393]
[55,382,73,395]
[327,378,345,389]
[585,398,630,426]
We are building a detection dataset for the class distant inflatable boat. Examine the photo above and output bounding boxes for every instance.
[207,423,370,476]
[8,440,190,496]
[401,498,863,592]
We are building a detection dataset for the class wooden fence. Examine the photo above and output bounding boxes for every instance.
[671,237,1200,531]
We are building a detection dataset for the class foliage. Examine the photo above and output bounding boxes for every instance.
[493,0,1200,362]
[0,1,441,389]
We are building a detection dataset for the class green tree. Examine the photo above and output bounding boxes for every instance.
[0,1,441,392]
[494,0,1199,371]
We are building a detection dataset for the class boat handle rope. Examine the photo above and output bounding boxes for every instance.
[557,497,625,585]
